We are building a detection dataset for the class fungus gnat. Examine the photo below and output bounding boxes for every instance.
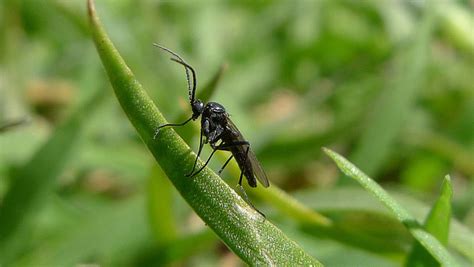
[153,44,269,215]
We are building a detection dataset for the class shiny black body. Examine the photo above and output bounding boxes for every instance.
[200,102,268,188]
[153,44,269,192]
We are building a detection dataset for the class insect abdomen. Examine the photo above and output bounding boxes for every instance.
[231,147,257,187]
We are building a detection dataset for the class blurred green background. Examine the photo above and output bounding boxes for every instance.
[0,0,473,266]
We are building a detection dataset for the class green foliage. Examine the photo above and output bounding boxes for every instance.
[324,148,458,266]
[0,0,472,266]
[87,0,321,265]
[0,90,104,264]
[349,0,434,177]
[406,175,453,267]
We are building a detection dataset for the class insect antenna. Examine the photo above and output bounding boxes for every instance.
[168,58,197,102]
[153,43,197,104]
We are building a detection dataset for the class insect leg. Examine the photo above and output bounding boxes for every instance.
[217,155,234,175]
[239,146,265,217]
[232,146,265,217]
[237,179,266,218]
[153,116,193,139]
[187,146,219,177]
[215,140,249,176]
[186,128,204,177]
[218,140,249,150]
[238,167,244,186]
[187,141,249,177]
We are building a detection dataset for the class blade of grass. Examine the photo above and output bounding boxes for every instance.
[131,229,218,266]
[15,196,149,267]
[143,229,218,266]
[405,175,453,267]
[323,148,459,267]
[198,63,228,103]
[405,129,474,177]
[222,156,332,226]
[87,0,321,265]
[296,186,474,263]
[258,185,332,226]
[349,0,435,177]
[439,2,474,56]
[147,165,178,244]
[281,222,401,267]
[0,118,29,133]
[174,66,332,227]
[146,64,226,244]
[0,90,104,264]
[175,111,333,228]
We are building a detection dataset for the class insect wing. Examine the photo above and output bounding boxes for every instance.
[226,118,270,187]
[247,147,270,187]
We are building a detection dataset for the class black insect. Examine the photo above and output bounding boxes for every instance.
[153,44,269,213]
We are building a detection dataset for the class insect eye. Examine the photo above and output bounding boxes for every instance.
[192,100,204,117]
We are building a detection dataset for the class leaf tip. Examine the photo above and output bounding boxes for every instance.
[321,146,330,154]
[443,174,451,183]
[87,0,96,21]
[441,174,453,198]
[321,147,336,160]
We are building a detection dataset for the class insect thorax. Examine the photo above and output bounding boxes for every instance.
[201,102,229,143]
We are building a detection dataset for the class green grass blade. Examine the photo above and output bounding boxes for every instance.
[0,118,29,133]
[15,196,149,267]
[405,130,474,177]
[0,90,104,264]
[323,148,459,267]
[150,230,217,266]
[258,185,332,226]
[147,166,178,244]
[349,0,435,176]
[87,0,321,265]
[198,63,228,103]
[217,151,332,227]
[297,186,474,262]
[405,175,453,267]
